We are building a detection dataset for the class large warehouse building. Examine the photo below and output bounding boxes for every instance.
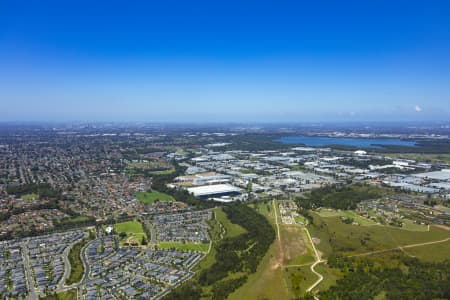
[187,184,241,199]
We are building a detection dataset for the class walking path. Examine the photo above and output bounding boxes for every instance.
[349,237,450,258]
[304,227,323,299]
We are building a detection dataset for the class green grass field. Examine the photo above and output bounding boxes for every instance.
[403,239,450,262]
[194,207,246,274]
[114,220,147,246]
[295,214,308,225]
[230,201,314,300]
[22,193,38,200]
[135,190,174,203]
[316,208,379,226]
[316,208,429,231]
[214,207,247,238]
[229,241,291,300]
[40,289,77,300]
[307,212,450,258]
[66,240,87,285]
[65,216,91,223]
[314,263,343,292]
[158,241,209,252]
[285,265,318,297]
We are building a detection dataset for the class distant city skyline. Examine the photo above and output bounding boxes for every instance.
[1,1,450,122]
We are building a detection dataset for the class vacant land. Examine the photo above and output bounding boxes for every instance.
[403,239,450,262]
[316,208,428,231]
[148,168,175,175]
[64,216,91,223]
[230,201,313,300]
[135,190,174,203]
[40,289,77,300]
[214,207,247,238]
[22,193,38,200]
[158,241,209,252]
[281,225,314,266]
[316,208,378,226]
[114,220,146,246]
[193,208,246,275]
[307,212,450,258]
[286,265,318,297]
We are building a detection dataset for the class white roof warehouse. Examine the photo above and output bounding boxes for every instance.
[187,184,241,199]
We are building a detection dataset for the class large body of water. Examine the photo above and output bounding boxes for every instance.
[276,136,417,148]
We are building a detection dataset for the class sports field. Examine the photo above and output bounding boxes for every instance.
[135,190,174,203]
[113,220,147,246]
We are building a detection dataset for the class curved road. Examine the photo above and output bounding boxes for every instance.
[304,227,323,297]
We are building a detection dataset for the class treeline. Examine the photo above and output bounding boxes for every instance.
[296,184,382,210]
[164,203,275,300]
[314,255,450,300]
[6,183,60,198]
[199,204,274,286]
[219,133,292,151]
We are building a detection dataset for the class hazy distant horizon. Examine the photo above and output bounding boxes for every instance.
[1,1,450,122]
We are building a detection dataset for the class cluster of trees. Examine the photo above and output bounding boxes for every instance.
[198,204,275,298]
[316,255,450,300]
[296,184,382,210]
[6,183,60,198]
[211,275,248,300]
[164,203,275,300]
[217,133,291,152]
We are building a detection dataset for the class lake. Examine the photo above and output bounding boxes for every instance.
[275,136,417,148]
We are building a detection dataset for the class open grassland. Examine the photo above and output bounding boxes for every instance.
[286,265,318,297]
[148,168,175,175]
[193,212,221,273]
[65,216,91,223]
[403,239,450,262]
[158,241,209,252]
[193,208,246,274]
[229,239,291,300]
[40,289,77,300]
[316,208,379,226]
[114,220,146,246]
[316,208,429,231]
[230,201,315,299]
[22,193,38,200]
[313,263,343,293]
[135,190,174,203]
[307,212,450,258]
[281,225,315,266]
[214,207,247,238]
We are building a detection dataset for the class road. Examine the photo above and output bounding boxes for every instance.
[272,200,281,240]
[304,227,323,298]
[57,234,87,291]
[21,242,38,300]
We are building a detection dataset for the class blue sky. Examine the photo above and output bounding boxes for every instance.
[1,0,450,122]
